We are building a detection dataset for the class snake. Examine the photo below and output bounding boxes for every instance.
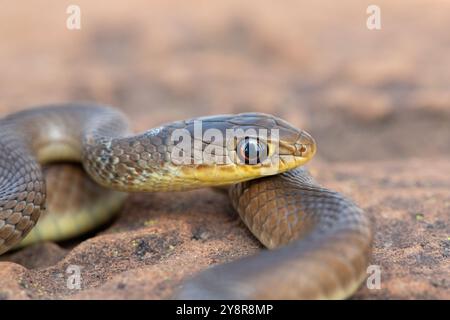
[0,103,372,299]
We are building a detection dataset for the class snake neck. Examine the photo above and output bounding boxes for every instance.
[3,105,220,193]
[82,134,175,192]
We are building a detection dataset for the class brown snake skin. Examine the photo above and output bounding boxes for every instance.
[177,169,373,299]
[0,103,372,299]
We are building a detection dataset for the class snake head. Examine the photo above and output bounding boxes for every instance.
[81,110,316,191]
[164,112,316,187]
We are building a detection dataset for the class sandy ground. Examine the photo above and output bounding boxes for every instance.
[0,1,449,299]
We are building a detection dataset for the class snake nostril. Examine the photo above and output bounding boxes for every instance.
[297,131,316,158]
[294,144,308,156]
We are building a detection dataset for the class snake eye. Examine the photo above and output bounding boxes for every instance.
[237,137,268,164]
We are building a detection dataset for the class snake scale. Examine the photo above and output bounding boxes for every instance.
[0,103,372,299]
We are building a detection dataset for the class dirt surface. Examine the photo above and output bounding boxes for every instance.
[0,1,449,299]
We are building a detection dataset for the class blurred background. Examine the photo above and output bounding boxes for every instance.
[0,1,449,299]
[1,0,449,162]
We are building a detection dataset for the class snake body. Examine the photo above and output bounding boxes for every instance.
[0,103,372,299]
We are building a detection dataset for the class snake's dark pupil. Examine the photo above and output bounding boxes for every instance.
[245,141,257,161]
[237,137,267,164]
[244,138,262,164]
